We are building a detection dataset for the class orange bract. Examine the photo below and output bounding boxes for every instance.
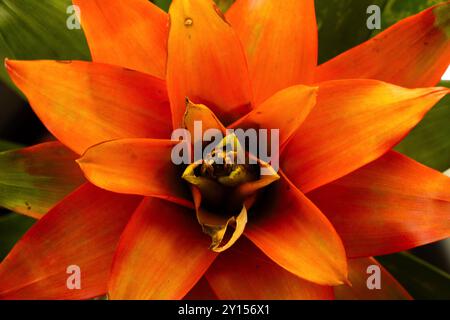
[1,0,450,300]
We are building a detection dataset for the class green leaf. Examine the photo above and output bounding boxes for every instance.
[377,252,450,299]
[395,81,450,171]
[0,139,22,152]
[0,142,85,218]
[0,0,91,92]
[316,0,386,64]
[316,0,443,64]
[0,213,35,261]
[152,0,171,12]
[213,0,235,12]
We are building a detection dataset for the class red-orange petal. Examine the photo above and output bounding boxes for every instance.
[282,79,449,193]
[227,0,317,105]
[74,0,168,78]
[317,3,450,88]
[308,151,450,258]
[205,237,334,300]
[230,85,318,148]
[0,183,141,299]
[77,139,192,208]
[335,257,412,300]
[108,197,217,300]
[245,172,348,286]
[183,277,218,300]
[166,0,253,128]
[5,60,172,155]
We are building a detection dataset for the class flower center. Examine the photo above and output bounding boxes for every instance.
[182,134,279,252]
[198,150,258,188]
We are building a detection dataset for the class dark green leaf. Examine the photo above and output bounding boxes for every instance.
[395,81,450,171]
[0,0,91,92]
[214,0,235,12]
[0,143,84,218]
[377,252,450,299]
[316,0,443,64]
[152,0,171,12]
[316,0,386,64]
[0,213,35,261]
[0,140,22,152]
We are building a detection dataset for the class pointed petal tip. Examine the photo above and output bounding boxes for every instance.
[331,269,350,287]
[75,157,83,166]
[184,99,201,112]
[76,147,92,166]
[3,59,27,72]
[4,58,17,73]
[433,2,450,36]
[440,87,450,94]
[307,85,320,99]
[343,277,352,287]
[430,86,450,98]
[303,85,320,98]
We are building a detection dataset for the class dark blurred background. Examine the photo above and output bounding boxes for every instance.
[0,83,48,146]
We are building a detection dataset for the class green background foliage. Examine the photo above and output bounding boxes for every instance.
[0,214,34,260]
[378,252,450,299]
[316,0,444,63]
[395,81,450,172]
[0,0,91,93]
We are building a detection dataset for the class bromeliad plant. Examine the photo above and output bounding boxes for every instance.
[0,0,449,299]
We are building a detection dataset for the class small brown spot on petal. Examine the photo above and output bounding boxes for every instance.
[184,17,193,27]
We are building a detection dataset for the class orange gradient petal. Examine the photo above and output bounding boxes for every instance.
[74,0,168,78]
[0,184,141,299]
[5,60,172,155]
[108,197,217,300]
[283,79,449,193]
[317,3,450,88]
[167,0,253,128]
[205,237,334,300]
[245,172,348,286]
[230,85,318,148]
[227,0,317,105]
[335,258,412,300]
[77,139,192,208]
[308,151,450,258]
